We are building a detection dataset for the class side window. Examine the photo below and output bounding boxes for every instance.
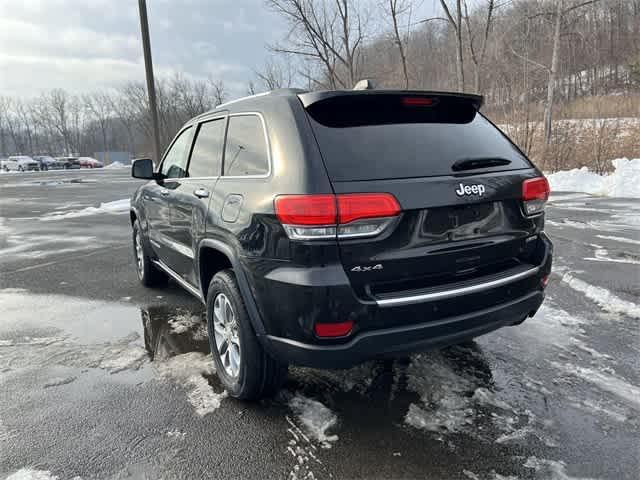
[188,118,226,178]
[161,127,192,179]
[223,115,269,176]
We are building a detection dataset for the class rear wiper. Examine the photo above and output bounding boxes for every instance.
[452,158,511,172]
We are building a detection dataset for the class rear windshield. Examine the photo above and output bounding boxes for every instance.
[304,95,531,181]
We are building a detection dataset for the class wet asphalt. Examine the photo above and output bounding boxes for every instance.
[0,169,638,480]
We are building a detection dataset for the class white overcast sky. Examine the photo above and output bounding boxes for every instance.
[0,0,439,100]
[0,0,287,98]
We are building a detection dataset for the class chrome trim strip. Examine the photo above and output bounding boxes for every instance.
[376,266,540,307]
[152,259,203,302]
[215,92,269,109]
[149,230,195,259]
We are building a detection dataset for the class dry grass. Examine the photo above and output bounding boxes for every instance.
[497,118,640,173]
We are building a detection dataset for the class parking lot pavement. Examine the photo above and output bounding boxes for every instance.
[1,169,639,480]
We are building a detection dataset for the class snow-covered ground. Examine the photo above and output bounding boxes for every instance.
[547,158,639,198]
[40,198,130,221]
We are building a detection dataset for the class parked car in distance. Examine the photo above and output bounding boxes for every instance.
[1,157,17,171]
[79,156,103,168]
[33,155,63,170]
[56,156,81,169]
[5,155,40,172]
[130,89,553,400]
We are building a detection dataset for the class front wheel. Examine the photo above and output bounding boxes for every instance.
[207,269,288,400]
[18,166,24,172]
[132,219,167,287]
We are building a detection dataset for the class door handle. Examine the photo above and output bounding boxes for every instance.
[193,188,210,199]
[160,188,170,196]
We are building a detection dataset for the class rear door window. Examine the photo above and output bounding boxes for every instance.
[223,115,269,177]
[188,118,226,178]
[304,94,531,181]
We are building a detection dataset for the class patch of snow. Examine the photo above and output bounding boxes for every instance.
[99,345,148,373]
[596,234,640,245]
[551,362,640,410]
[105,161,128,169]
[561,273,640,319]
[524,456,599,480]
[166,313,207,341]
[569,397,628,423]
[43,376,77,388]
[155,352,226,416]
[166,429,186,439]
[547,158,640,198]
[288,394,339,448]
[5,470,59,480]
[584,247,640,265]
[403,351,515,435]
[40,198,130,221]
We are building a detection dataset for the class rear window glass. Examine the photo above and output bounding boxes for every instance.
[223,115,269,176]
[304,95,531,181]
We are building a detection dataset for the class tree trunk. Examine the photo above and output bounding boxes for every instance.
[544,0,563,145]
[455,0,464,91]
[390,0,410,89]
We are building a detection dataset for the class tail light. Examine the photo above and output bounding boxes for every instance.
[275,193,400,240]
[522,177,550,217]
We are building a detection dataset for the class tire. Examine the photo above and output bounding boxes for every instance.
[18,166,24,172]
[206,269,288,400]
[132,219,167,287]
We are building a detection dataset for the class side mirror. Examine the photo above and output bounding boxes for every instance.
[131,158,155,180]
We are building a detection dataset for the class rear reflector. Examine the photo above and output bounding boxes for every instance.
[522,177,550,216]
[275,193,400,240]
[541,275,549,288]
[314,321,354,338]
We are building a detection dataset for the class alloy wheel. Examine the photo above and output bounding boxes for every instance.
[213,293,241,378]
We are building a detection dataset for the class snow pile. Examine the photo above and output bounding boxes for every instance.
[288,393,339,448]
[105,161,128,169]
[547,158,640,198]
[5,470,60,480]
[155,352,226,416]
[562,273,640,319]
[40,198,130,221]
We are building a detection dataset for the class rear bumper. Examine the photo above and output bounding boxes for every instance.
[261,290,544,368]
[250,233,552,368]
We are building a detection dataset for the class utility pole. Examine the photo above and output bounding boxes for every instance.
[138,0,162,164]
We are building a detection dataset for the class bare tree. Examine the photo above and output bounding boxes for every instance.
[256,55,295,90]
[463,0,495,93]
[267,0,366,88]
[208,78,227,106]
[387,0,411,89]
[439,0,465,91]
[85,92,114,154]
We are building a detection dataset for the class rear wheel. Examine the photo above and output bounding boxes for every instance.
[206,269,288,400]
[132,219,167,287]
[18,166,24,172]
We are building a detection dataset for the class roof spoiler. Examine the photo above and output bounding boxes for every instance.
[298,90,484,111]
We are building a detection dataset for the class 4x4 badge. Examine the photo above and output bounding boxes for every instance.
[455,183,486,197]
[351,264,383,272]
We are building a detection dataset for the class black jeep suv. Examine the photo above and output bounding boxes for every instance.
[130,89,552,399]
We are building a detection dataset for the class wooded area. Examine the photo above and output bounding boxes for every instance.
[0,0,638,172]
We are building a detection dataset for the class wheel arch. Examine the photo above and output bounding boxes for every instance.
[198,238,266,335]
